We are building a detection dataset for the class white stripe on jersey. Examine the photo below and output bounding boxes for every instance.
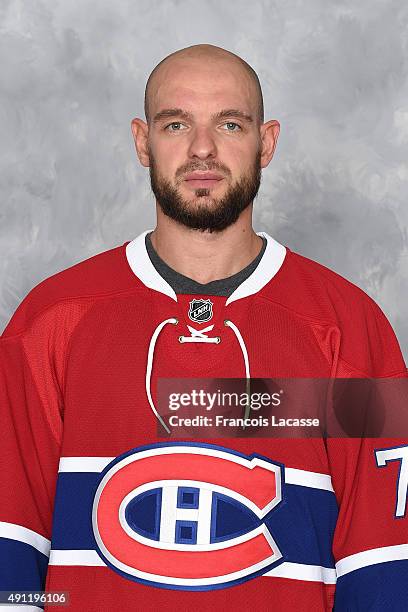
[336,543,408,577]
[0,521,50,556]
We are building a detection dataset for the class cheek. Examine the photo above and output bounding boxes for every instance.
[225,150,256,176]
[220,137,259,168]
[149,143,182,177]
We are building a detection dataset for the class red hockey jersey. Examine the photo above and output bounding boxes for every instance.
[1,230,407,611]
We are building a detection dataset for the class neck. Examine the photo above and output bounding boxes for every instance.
[150,205,263,284]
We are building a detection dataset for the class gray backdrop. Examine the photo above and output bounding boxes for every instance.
[1,0,407,360]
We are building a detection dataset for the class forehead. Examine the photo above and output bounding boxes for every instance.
[150,57,256,117]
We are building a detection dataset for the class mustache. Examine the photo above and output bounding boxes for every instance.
[175,163,231,179]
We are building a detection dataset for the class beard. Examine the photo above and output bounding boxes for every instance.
[148,149,262,233]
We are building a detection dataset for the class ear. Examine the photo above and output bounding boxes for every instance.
[259,119,280,168]
[130,118,150,167]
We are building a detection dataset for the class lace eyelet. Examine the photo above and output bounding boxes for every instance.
[216,336,221,344]
[224,319,229,326]
[178,336,184,343]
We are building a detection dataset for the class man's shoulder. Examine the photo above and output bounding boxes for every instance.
[265,246,383,325]
[2,241,140,337]
[262,246,406,376]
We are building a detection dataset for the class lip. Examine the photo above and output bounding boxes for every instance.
[184,172,223,180]
[184,172,224,189]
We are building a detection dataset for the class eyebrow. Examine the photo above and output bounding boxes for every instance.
[152,108,254,124]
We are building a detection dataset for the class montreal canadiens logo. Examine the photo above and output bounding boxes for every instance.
[92,442,284,590]
[188,298,213,323]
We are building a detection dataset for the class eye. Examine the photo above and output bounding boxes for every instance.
[222,122,242,132]
[165,122,187,132]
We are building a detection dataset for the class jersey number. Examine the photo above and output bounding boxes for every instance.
[375,445,408,518]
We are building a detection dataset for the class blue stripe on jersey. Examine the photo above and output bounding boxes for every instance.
[334,560,408,611]
[266,483,337,567]
[0,537,49,590]
[51,473,98,549]
[51,473,337,568]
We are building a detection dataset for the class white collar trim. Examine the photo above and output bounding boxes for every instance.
[125,229,286,304]
[126,230,177,301]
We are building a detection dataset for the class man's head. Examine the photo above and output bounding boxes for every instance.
[131,44,279,233]
[144,45,265,127]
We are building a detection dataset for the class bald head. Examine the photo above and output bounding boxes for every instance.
[144,44,264,125]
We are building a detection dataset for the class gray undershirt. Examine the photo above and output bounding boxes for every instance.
[145,231,267,297]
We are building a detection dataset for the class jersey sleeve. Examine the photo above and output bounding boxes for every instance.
[329,297,408,610]
[0,317,63,604]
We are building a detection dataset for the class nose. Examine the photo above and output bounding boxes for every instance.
[187,126,217,160]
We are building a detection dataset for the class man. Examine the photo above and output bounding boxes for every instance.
[0,44,407,611]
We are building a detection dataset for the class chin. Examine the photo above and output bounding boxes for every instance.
[184,191,226,206]
[185,195,221,207]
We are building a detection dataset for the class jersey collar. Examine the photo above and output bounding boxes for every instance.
[125,229,286,304]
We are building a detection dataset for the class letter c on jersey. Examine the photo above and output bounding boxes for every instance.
[92,442,284,590]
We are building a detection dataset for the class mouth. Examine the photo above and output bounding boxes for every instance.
[183,172,224,189]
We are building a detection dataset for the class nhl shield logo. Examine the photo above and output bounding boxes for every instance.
[188,298,213,323]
